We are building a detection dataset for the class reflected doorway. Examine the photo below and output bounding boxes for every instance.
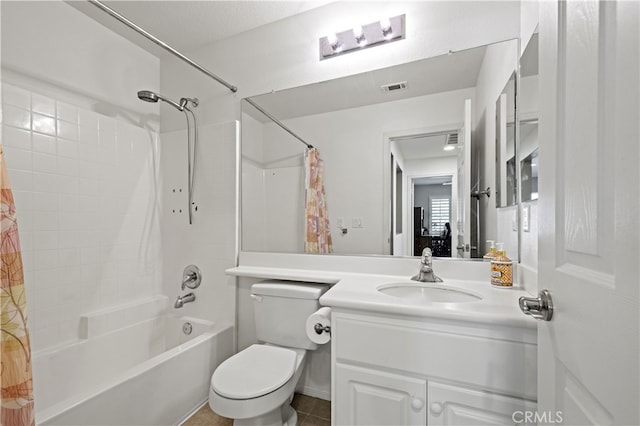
[412,176,454,257]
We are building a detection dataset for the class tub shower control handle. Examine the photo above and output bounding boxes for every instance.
[182,265,201,290]
[314,323,331,335]
[519,289,553,321]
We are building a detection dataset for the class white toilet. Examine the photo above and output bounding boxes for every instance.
[209,281,329,426]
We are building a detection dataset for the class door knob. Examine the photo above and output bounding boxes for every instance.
[519,289,553,321]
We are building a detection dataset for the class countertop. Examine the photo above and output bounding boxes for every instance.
[227,265,537,329]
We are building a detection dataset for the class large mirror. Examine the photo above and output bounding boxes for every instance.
[241,39,519,259]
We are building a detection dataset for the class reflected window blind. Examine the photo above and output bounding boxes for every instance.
[430,197,450,234]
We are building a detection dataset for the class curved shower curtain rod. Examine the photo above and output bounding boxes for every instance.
[87,0,314,150]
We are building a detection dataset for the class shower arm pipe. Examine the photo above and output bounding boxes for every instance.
[244,98,313,149]
[87,0,237,94]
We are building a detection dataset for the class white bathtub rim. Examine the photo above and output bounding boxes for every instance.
[36,321,232,425]
[32,314,213,360]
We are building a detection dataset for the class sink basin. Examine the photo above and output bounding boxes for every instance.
[377,283,482,303]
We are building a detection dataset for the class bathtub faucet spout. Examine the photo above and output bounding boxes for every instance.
[174,292,196,308]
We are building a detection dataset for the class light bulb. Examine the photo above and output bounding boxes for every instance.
[327,33,340,51]
[380,17,392,39]
[353,25,366,47]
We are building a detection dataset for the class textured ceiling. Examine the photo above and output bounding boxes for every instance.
[68,0,333,55]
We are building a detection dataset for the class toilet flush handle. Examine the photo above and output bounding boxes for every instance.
[250,294,263,303]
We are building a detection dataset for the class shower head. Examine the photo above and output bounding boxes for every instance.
[137,90,185,111]
[137,90,159,103]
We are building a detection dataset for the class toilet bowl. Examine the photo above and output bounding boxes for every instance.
[209,344,306,426]
[208,281,329,426]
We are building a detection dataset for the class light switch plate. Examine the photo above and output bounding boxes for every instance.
[352,217,364,228]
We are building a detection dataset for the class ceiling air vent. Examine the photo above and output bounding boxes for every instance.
[443,132,459,151]
[446,132,459,146]
[381,81,407,92]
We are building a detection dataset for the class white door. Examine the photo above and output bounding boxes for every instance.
[456,99,472,258]
[536,1,639,424]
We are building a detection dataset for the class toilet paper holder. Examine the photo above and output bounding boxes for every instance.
[314,323,331,335]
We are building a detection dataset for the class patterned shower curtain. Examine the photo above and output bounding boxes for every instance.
[304,148,333,254]
[0,146,35,426]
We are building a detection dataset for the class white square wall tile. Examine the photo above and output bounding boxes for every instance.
[58,157,78,177]
[57,138,78,159]
[32,153,58,174]
[56,102,78,124]
[32,191,59,212]
[2,84,31,110]
[33,172,59,193]
[3,146,32,170]
[7,170,33,192]
[31,94,56,117]
[3,125,31,150]
[32,113,56,136]
[33,133,57,155]
[34,231,58,250]
[33,250,59,270]
[32,211,59,231]
[3,105,31,130]
[57,120,78,141]
[58,194,79,212]
[78,109,99,130]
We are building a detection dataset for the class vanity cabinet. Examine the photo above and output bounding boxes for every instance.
[331,310,537,426]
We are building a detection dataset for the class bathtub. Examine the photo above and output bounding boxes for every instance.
[34,315,234,425]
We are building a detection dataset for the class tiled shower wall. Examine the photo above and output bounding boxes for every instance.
[1,82,163,353]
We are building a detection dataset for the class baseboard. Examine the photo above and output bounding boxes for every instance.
[295,385,331,401]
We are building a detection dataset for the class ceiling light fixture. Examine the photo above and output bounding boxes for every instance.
[319,14,405,60]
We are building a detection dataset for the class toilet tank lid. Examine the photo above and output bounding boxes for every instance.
[252,281,329,300]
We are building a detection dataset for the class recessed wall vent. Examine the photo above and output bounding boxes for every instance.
[381,81,408,92]
[445,132,459,146]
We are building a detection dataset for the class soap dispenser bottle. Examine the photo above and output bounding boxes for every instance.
[483,240,497,262]
[490,243,513,287]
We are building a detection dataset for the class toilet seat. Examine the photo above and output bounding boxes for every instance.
[212,344,297,399]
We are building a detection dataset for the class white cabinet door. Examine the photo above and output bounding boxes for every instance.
[428,382,536,426]
[537,1,639,424]
[335,363,427,426]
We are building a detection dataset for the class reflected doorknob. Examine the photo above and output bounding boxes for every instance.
[519,289,553,321]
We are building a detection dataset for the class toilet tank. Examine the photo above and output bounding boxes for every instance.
[251,281,329,350]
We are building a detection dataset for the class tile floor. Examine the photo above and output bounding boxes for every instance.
[183,393,331,426]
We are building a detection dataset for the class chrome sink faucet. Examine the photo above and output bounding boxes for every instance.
[411,248,443,282]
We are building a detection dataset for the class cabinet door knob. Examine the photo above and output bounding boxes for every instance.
[411,397,424,411]
[430,402,443,415]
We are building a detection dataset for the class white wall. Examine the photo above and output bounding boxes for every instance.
[160,1,520,131]
[0,1,161,354]
[1,1,160,120]
[159,121,238,328]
